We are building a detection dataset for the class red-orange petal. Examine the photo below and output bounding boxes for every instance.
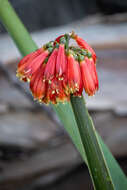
[88,58,99,90]
[80,57,97,96]
[17,48,49,82]
[43,77,58,104]
[74,35,96,62]
[44,48,58,80]
[30,65,46,101]
[54,35,64,45]
[56,44,67,78]
[44,77,69,104]
[56,80,69,103]
[67,54,82,95]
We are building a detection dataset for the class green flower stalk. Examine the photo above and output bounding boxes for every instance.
[0,0,37,55]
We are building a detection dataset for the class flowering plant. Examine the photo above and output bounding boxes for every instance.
[0,1,127,190]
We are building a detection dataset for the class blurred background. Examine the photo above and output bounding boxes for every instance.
[0,0,127,190]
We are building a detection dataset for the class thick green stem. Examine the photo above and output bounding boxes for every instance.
[71,96,114,190]
[0,0,37,55]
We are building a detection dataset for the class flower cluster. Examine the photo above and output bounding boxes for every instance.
[17,32,99,104]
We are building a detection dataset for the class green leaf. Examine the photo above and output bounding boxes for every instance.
[52,103,87,163]
[54,101,127,190]
[0,1,127,189]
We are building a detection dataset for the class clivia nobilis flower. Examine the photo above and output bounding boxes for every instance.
[16,31,99,104]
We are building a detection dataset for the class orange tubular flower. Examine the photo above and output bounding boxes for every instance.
[46,77,68,104]
[80,57,98,96]
[17,47,49,82]
[67,54,83,96]
[30,65,46,102]
[73,34,96,62]
[57,80,69,102]
[89,58,99,90]
[44,48,58,81]
[56,44,67,79]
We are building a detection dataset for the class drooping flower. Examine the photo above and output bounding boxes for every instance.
[50,78,69,104]
[89,58,99,90]
[54,35,64,44]
[44,48,58,81]
[17,47,49,82]
[56,80,69,102]
[30,64,46,102]
[73,33,96,62]
[80,57,98,96]
[17,32,99,104]
[56,43,67,79]
[67,53,83,96]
